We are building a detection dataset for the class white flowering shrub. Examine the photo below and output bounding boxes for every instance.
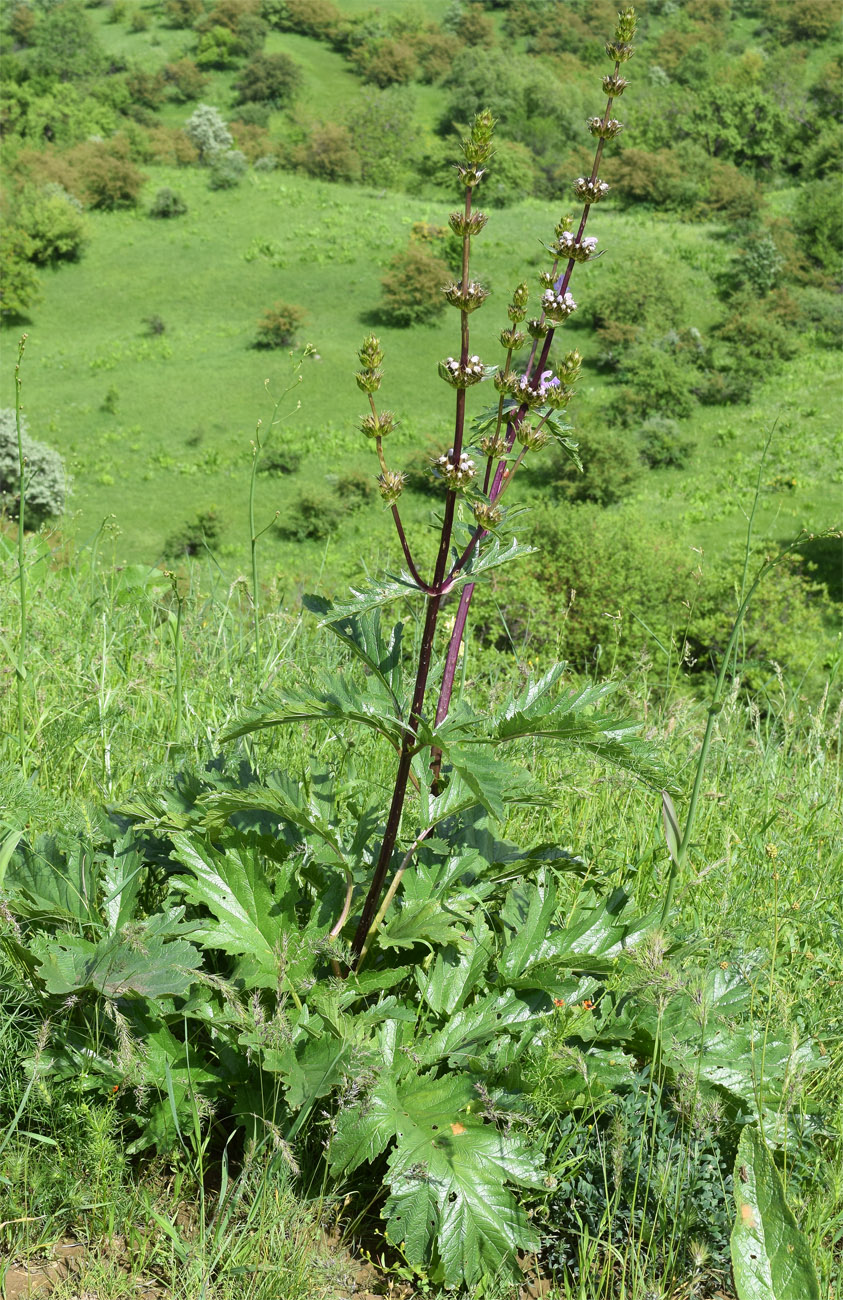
[0,409,67,524]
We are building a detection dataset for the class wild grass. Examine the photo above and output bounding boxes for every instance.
[1,523,841,1297]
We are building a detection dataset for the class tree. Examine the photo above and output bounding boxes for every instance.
[28,0,105,82]
[234,52,302,106]
[378,243,449,327]
[184,102,233,161]
[347,86,416,186]
[0,408,67,521]
[12,183,87,262]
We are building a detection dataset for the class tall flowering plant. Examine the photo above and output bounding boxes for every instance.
[349,6,639,960]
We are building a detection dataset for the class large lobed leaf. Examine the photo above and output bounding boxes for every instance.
[731,1125,820,1300]
[331,1070,543,1286]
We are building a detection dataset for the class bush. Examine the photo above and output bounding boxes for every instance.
[794,179,842,277]
[637,415,695,469]
[482,138,538,207]
[12,184,87,263]
[292,121,361,182]
[66,138,146,209]
[164,58,208,103]
[548,427,643,506]
[587,250,690,350]
[253,301,307,348]
[0,408,67,524]
[149,187,187,218]
[184,103,232,162]
[278,490,345,541]
[162,0,203,26]
[378,243,449,327]
[208,148,247,189]
[234,51,303,106]
[794,287,843,346]
[258,446,301,475]
[125,66,166,109]
[472,502,695,672]
[347,86,416,187]
[28,0,105,81]
[335,469,375,508]
[0,227,40,317]
[611,347,699,424]
[261,0,341,38]
[163,507,223,559]
[712,306,800,374]
[352,38,417,87]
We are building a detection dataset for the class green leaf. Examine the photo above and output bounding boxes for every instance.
[31,911,201,1002]
[5,835,100,926]
[302,599,405,706]
[662,790,682,866]
[378,899,465,952]
[497,874,558,982]
[416,921,494,1015]
[415,990,545,1069]
[731,1126,820,1300]
[331,1071,543,1287]
[490,677,676,791]
[170,832,327,990]
[219,674,408,748]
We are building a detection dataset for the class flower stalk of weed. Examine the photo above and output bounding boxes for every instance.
[350,10,638,962]
[13,335,28,774]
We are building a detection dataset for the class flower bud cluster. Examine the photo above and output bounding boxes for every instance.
[498,368,567,410]
[479,431,507,459]
[461,109,495,166]
[449,210,488,237]
[359,410,395,439]
[526,317,551,340]
[603,74,629,96]
[443,281,489,313]
[438,355,486,388]
[499,326,527,351]
[587,117,624,139]
[356,334,384,393]
[507,282,529,323]
[378,469,406,504]
[551,232,599,263]
[516,421,550,451]
[541,288,578,321]
[573,177,610,203]
[434,449,477,491]
[606,5,636,61]
[558,349,583,384]
[472,500,504,528]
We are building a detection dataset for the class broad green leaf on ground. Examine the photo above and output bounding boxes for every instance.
[414,990,546,1069]
[170,832,327,990]
[500,885,654,978]
[377,898,465,951]
[302,598,405,706]
[263,1034,353,1113]
[497,873,558,982]
[331,1070,543,1286]
[731,1125,820,1300]
[30,910,201,1002]
[101,834,146,934]
[416,922,494,1015]
[5,835,100,926]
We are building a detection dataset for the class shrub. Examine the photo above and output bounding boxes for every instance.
[146,124,199,165]
[712,306,800,374]
[473,502,695,672]
[793,179,842,277]
[786,0,840,39]
[253,301,307,348]
[412,30,461,83]
[13,184,87,263]
[449,2,496,46]
[346,86,416,187]
[378,244,450,327]
[184,103,232,162]
[70,139,146,209]
[352,38,417,87]
[277,489,345,541]
[261,0,341,38]
[163,507,223,559]
[164,58,208,103]
[605,145,706,213]
[229,119,273,160]
[292,121,361,182]
[258,446,301,475]
[587,250,690,349]
[548,427,643,506]
[195,24,240,68]
[611,347,698,424]
[335,469,375,508]
[794,287,843,346]
[482,138,538,207]
[234,51,302,107]
[637,415,695,469]
[149,186,187,218]
[0,408,67,523]
[162,0,203,26]
[128,8,149,32]
[0,227,40,317]
[125,66,166,109]
[208,148,247,189]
